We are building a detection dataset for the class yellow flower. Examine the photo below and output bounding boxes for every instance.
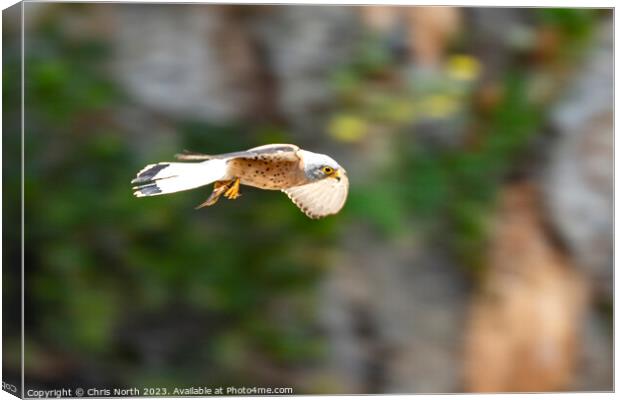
[446,55,482,82]
[328,114,368,142]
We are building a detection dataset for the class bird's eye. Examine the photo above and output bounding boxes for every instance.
[321,166,334,175]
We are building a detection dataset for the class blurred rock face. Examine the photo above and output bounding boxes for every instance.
[463,184,588,392]
[254,6,360,131]
[540,21,613,391]
[113,5,359,127]
[360,6,461,67]
[114,5,263,121]
[407,7,461,67]
[544,20,613,297]
[319,230,468,394]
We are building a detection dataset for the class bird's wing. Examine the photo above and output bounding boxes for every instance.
[175,144,301,162]
[174,150,214,161]
[234,144,301,162]
[282,174,349,219]
[245,143,300,154]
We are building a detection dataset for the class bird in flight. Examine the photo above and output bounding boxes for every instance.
[131,144,349,219]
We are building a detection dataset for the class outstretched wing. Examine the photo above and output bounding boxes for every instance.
[176,144,300,162]
[282,173,349,219]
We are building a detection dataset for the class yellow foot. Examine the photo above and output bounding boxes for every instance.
[224,178,241,200]
[195,180,232,209]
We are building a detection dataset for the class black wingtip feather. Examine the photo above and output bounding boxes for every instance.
[134,183,162,196]
[131,163,170,184]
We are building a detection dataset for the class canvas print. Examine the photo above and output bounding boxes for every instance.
[2,2,613,397]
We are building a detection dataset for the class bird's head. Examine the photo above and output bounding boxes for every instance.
[299,150,346,182]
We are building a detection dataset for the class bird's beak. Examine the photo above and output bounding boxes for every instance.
[334,169,344,181]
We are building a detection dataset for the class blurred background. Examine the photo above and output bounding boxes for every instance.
[3,3,613,394]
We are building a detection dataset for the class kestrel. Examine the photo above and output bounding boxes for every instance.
[131,144,349,219]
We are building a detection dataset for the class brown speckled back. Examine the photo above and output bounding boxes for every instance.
[227,158,307,190]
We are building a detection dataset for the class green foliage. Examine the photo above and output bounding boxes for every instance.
[535,8,600,60]
[536,8,597,39]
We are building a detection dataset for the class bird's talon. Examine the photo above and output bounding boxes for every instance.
[224,178,241,200]
[196,180,232,209]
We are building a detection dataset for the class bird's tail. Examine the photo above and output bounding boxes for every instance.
[131,159,228,197]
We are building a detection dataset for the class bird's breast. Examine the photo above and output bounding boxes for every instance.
[227,159,308,190]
